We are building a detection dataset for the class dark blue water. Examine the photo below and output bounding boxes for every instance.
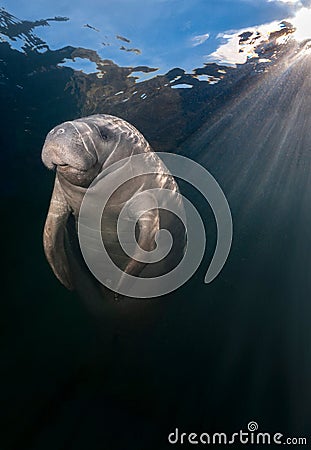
[1,8,311,450]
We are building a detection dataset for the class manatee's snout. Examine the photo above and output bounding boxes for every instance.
[42,122,97,171]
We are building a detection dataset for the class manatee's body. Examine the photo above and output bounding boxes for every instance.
[42,114,185,300]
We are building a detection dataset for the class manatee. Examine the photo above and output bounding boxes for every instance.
[42,114,186,300]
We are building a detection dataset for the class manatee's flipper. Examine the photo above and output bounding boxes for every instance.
[124,208,159,276]
[116,196,160,291]
[43,174,73,290]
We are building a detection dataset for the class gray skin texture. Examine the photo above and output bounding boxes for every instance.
[42,114,185,300]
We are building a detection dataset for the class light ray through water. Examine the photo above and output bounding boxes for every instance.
[179,37,311,432]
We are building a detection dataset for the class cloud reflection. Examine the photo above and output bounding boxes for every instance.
[191,33,210,47]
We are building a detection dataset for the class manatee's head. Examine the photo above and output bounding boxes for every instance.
[42,114,150,187]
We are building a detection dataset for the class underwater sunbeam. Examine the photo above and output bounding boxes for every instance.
[179,38,311,433]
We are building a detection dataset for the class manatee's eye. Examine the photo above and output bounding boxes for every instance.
[99,129,108,140]
[58,128,65,134]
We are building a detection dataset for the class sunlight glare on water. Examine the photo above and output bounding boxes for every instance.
[292,6,311,40]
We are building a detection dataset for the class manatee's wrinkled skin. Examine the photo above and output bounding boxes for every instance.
[42,114,185,302]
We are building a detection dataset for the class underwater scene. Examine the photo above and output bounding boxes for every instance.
[1,1,311,449]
